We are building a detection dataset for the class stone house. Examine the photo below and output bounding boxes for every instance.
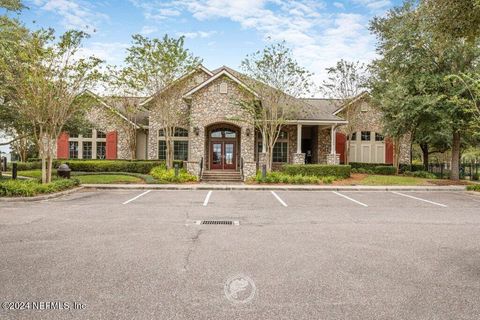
[56,65,410,181]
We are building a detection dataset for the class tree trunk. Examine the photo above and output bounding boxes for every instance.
[420,142,429,169]
[450,131,461,180]
[393,137,401,174]
[41,155,47,184]
[166,138,174,169]
[345,139,350,165]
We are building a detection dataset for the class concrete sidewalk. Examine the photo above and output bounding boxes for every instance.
[82,183,467,191]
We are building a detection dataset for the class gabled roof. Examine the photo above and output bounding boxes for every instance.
[332,91,370,115]
[82,90,141,129]
[183,67,258,98]
[295,99,346,122]
[139,65,213,106]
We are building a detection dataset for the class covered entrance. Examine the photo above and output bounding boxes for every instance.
[206,124,240,171]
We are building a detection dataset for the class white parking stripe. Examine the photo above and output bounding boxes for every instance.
[203,191,212,206]
[271,191,288,207]
[332,191,368,207]
[122,190,152,205]
[391,191,447,207]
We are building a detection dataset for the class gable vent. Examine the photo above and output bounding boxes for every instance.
[219,82,228,94]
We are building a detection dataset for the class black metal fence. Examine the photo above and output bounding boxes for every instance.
[427,162,479,180]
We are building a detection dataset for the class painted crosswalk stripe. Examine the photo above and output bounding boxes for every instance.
[391,191,447,207]
[332,191,368,207]
[271,191,288,207]
[122,190,152,205]
[203,191,212,206]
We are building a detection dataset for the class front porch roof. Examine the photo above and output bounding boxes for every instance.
[285,119,348,126]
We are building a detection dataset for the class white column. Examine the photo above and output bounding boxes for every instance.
[296,124,302,153]
[330,125,336,154]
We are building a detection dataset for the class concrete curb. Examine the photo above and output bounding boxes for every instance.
[0,186,85,202]
[81,184,467,192]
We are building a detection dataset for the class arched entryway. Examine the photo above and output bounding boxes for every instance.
[205,123,241,171]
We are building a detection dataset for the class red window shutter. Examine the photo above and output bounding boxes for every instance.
[335,132,346,164]
[106,131,118,160]
[56,132,69,159]
[385,138,394,164]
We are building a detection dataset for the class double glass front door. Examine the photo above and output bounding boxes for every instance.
[211,141,236,170]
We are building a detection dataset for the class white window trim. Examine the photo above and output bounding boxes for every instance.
[157,128,190,160]
[257,131,289,163]
[68,129,106,159]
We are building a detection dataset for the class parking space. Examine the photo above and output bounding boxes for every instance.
[1,189,480,320]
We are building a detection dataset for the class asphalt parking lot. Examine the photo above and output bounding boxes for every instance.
[1,189,480,320]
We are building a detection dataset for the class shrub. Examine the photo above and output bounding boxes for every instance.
[10,160,182,173]
[281,164,351,178]
[473,173,479,181]
[254,171,336,184]
[150,166,197,183]
[374,166,397,175]
[467,185,480,192]
[349,162,392,170]
[0,178,80,197]
[399,164,425,173]
[409,171,437,179]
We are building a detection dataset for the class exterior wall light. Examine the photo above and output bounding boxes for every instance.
[246,128,251,137]
[194,127,200,136]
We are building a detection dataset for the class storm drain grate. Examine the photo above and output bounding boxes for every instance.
[195,220,239,226]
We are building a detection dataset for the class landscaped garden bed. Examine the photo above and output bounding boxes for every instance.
[0,178,80,197]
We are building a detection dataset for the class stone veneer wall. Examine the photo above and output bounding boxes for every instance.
[86,105,132,159]
[318,128,331,164]
[188,75,256,180]
[337,97,412,164]
[147,69,211,161]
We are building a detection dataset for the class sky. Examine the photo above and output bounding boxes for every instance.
[1,0,403,153]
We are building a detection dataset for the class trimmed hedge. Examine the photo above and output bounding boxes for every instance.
[399,164,425,173]
[374,166,397,175]
[281,164,351,178]
[10,160,183,174]
[0,178,80,197]
[255,171,335,184]
[349,162,393,170]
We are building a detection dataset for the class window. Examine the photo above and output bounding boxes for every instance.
[158,141,188,161]
[158,141,166,161]
[272,142,288,163]
[210,128,236,138]
[97,131,106,138]
[69,133,79,138]
[361,131,371,141]
[96,142,106,159]
[257,130,288,163]
[82,142,92,159]
[174,141,188,161]
[82,130,93,138]
[174,128,188,137]
[159,128,189,137]
[69,141,78,159]
[375,133,384,141]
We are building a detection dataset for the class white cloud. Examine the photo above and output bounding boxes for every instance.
[78,42,129,66]
[179,30,217,39]
[32,0,109,31]
[352,0,391,10]
[140,25,158,35]
[129,0,391,91]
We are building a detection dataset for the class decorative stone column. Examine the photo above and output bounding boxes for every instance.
[293,153,306,164]
[326,153,340,165]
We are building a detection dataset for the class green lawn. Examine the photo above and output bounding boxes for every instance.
[357,175,431,186]
[75,174,143,184]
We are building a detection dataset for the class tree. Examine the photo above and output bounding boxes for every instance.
[321,60,368,164]
[369,1,480,179]
[239,42,314,172]
[122,34,201,168]
[1,28,102,183]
